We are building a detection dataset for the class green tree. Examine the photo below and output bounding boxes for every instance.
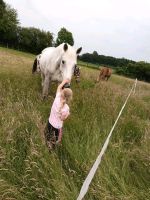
[55,27,74,46]
[116,61,150,82]
[0,0,6,16]
[93,51,98,57]
[0,2,19,46]
[18,27,53,54]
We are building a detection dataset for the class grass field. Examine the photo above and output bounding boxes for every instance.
[0,47,150,200]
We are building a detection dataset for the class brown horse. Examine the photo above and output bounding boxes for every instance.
[97,66,112,82]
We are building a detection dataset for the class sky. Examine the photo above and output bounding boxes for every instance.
[4,0,150,62]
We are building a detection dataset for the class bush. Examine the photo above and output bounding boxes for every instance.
[116,62,150,82]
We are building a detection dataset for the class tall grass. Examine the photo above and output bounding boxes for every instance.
[0,48,150,200]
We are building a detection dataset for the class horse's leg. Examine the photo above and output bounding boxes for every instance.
[42,73,50,99]
[97,76,100,82]
[41,73,45,87]
[102,74,106,80]
[99,71,104,81]
[107,75,110,81]
[96,73,100,82]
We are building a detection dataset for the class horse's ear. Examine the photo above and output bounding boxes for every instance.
[76,47,82,55]
[64,43,68,51]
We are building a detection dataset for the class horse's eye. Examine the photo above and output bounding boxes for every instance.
[62,60,65,64]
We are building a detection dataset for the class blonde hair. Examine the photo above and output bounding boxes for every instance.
[62,88,73,104]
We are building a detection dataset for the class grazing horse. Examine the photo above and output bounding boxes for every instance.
[97,66,112,82]
[32,43,82,98]
[74,65,80,83]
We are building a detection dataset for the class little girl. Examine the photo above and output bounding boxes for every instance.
[44,79,73,150]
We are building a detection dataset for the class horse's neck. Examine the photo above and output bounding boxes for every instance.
[52,46,62,59]
[53,46,64,66]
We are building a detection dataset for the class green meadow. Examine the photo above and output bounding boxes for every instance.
[0,47,150,200]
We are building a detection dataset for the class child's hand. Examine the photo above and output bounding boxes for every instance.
[57,79,70,93]
[56,140,62,146]
[60,115,66,121]
[60,112,70,121]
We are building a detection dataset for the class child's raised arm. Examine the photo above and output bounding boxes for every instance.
[56,79,70,93]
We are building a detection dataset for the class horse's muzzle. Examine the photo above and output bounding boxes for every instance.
[62,83,71,89]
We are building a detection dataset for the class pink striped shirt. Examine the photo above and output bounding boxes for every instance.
[49,92,70,129]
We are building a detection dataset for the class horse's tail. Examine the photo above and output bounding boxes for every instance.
[32,58,37,74]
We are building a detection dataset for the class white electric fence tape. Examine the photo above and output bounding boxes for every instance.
[77,78,137,200]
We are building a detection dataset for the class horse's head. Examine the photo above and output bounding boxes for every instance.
[59,43,82,81]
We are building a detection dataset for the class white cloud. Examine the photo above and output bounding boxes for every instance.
[4,0,150,61]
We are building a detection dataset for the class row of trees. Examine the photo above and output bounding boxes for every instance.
[79,51,150,82]
[79,51,135,68]
[116,62,150,82]
[15,27,53,54]
[0,0,74,54]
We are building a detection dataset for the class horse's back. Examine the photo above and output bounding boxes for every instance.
[42,47,55,54]
[40,47,55,70]
[41,47,55,59]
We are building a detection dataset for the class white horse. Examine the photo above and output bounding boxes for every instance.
[32,43,82,98]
